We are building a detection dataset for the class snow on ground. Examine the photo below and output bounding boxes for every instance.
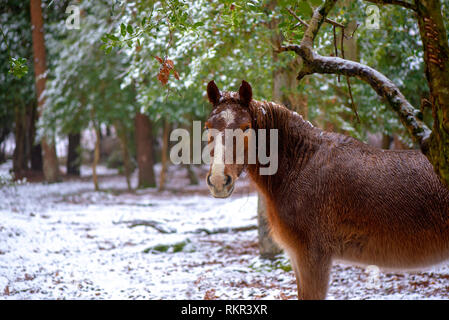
[1,160,449,300]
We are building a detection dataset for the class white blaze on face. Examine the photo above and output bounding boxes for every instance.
[220,109,235,126]
[210,131,225,188]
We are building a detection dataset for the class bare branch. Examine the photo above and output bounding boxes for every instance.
[287,7,343,30]
[301,0,338,47]
[279,0,431,150]
[286,7,309,28]
[325,18,344,28]
[285,47,432,146]
[364,0,417,11]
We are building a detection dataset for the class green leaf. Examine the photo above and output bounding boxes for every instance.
[127,24,134,34]
[120,23,126,36]
[106,33,119,41]
[8,57,28,79]
[193,21,204,28]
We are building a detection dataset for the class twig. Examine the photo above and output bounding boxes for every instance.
[189,225,257,235]
[344,23,359,39]
[0,26,11,59]
[115,219,176,234]
[364,0,417,11]
[286,7,309,28]
[325,18,344,28]
[340,27,360,123]
[333,25,340,82]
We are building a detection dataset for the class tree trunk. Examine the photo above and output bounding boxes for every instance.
[13,106,27,179]
[92,125,100,191]
[257,196,282,259]
[30,143,43,171]
[30,0,60,182]
[158,119,170,191]
[67,132,81,176]
[382,134,392,150]
[29,95,42,172]
[185,164,199,185]
[415,0,449,187]
[134,112,156,188]
[115,121,132,191]
[185,121,199,185]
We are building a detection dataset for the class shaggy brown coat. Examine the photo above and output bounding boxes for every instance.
[205,80,449,299]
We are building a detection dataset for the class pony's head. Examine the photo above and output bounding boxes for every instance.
[204,80,254,198]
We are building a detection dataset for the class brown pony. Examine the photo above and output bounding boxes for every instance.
[204,80,449,300]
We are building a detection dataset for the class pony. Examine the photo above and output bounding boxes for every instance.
[204,80,449,299]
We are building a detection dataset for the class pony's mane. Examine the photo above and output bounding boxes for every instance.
[222,94,322,193]
[218,91,314,134]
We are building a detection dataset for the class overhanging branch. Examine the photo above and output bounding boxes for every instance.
[364,0,417,11]
[279,0,431,150]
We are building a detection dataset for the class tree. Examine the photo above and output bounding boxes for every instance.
[43,1,138,190]
[30,0,60,182]
[66,133,80,176]
[279,0,449,186]
[1,0,38,177]
[135,112,156,188]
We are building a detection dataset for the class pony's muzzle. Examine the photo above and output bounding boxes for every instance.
[206,173,234,198]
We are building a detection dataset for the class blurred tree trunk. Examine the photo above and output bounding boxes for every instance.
[30,143,43,171]
[184,120,199,185]
[29,103,43,172]
[92,124,100,191]
[13,106,27,179]
[67,132,81,176]
[134,112,156,188]
[257,196,282,259]
[382,134,392,150]
[30,0,60,182]
[415,0,449,187]
[158,119,170,191]
[185,164,199,185]
[115,121,132,191]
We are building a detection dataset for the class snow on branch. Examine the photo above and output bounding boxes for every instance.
[364,0,417,11]
[279,0,431,149]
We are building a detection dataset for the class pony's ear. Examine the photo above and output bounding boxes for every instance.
[207,80,221,106]
[239,80,252,107]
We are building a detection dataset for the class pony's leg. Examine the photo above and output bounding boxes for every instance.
[290,248,332,300]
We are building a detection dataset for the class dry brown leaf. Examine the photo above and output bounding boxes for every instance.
[204,288,218,300]
[154,56,164,64]
[154,56,180,85]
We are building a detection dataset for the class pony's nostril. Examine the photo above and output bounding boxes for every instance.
[207,175,212,186]
[224,175,232,186]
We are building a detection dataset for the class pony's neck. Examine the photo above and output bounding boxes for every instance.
[246,99,322,196]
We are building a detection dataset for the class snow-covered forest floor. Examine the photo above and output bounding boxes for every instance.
[1,161,449,300]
